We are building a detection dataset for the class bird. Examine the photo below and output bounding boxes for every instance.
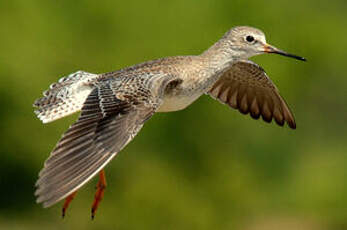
[33,26,306,219]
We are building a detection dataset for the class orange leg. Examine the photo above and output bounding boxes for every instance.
[91,170,107,219]
[62,191,77,218]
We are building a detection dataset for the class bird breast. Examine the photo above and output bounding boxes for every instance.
[157,93,201,112]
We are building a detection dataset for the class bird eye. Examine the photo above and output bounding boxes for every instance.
[245,35,255,43]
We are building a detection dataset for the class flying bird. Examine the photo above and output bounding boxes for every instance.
[33,26,306,218]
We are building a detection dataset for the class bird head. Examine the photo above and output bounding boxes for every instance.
[223,26,306,61]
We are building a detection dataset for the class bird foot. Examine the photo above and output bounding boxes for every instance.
[91,170,107,219]
[62,191,77,218]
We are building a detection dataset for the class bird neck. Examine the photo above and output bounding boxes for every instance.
[198,38,239,81]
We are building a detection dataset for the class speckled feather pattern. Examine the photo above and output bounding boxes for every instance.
[33,26,298,208]
[33,71,98,123]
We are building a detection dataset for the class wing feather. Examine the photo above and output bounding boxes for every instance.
[35,81,159,207]
[208,60,296,129]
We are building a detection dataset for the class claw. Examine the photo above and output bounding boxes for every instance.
[62,191,77,218]
[91,170,107,219]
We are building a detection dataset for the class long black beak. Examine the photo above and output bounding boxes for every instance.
[264,44,306,61]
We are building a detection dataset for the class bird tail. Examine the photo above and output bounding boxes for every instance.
[33,71,98,123]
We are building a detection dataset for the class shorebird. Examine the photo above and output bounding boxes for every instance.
[33,26,305,218]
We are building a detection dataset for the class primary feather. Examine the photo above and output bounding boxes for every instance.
[34,65,179,207]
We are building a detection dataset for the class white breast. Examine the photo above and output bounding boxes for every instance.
[157,93,201,112]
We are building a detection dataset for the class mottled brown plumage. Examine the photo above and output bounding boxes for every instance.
[209,60,296,128]
[33,26,305,215]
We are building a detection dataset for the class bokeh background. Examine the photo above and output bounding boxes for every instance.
[0,0,346,229]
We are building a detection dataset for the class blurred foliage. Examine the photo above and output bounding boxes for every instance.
[0,0,346,229]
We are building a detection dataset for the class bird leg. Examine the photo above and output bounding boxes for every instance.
[62,191,77,218]
[91,170,107,219]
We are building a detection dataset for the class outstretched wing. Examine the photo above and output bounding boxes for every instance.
[35,76,171,208]
[208,60,296,129]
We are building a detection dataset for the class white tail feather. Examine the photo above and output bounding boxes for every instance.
[34,71,98,123]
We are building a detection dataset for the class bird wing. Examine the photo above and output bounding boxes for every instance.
[208,60,296,129]
[35,75,174,207]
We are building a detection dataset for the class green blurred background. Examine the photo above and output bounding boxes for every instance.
[0,0,346,229]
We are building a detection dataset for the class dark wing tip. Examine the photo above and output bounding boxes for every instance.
[287,119,296,129]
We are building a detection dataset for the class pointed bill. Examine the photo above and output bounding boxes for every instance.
[264,44,306,61]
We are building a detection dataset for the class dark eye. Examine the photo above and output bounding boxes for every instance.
[246,35,255,43]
